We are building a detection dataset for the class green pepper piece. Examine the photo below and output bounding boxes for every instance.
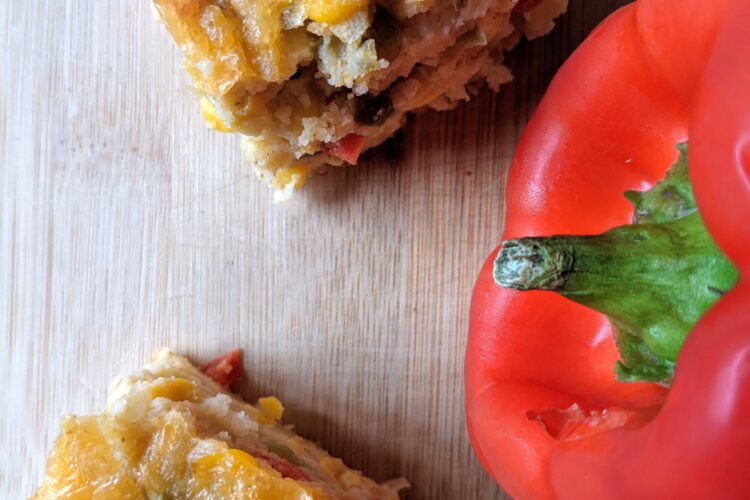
[349,92,393,125]
[367,6,402,61]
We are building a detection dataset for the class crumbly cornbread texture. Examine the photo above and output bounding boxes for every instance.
[154,0,568,200]
[33,349,406,499]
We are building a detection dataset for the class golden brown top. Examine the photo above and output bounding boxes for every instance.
[33,349,404,500]
[153,0,382,134]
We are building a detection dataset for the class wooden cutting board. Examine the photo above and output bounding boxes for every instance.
[0,1,627,498]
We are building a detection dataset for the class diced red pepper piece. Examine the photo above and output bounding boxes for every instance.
[252,450,310,481]
[201,349,243,389]
[324,134,365,165]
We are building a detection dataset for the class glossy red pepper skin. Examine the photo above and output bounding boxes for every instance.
[201,349,243,388]
[324,133,366,165]
[465,0,749,498]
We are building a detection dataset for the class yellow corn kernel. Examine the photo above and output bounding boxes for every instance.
[191,452,226,483]
[199,97,232,132]
[149,378,197,402]
[228,448,259,470]
[304,0,369,24]
[192,450,261,483]
[257,396,285,421]
[272,165,308,191]
[319,457,346,480]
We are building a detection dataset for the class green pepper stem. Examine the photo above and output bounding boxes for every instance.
[493,214,737,383]
[491,143,739,384]
[494,238,574,290]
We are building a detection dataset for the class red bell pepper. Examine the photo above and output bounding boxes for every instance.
[324,133,366,165]
[201,349,243,388]
[251,449,311,482]
[465,0,750,498]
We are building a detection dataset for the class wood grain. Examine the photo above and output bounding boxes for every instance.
[0,1,629,498]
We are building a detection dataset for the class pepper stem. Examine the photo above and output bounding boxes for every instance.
[491,144,740,384]
[493,238,573,290]
[492,214,737,384]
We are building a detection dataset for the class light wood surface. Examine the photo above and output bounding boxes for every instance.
[1,1,627,498]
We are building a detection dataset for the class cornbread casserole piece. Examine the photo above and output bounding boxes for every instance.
[154,0,568,200]
[33,349,407,499]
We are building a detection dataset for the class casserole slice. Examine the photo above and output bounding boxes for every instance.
[33,349,406,499]
[154,0,567,200]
